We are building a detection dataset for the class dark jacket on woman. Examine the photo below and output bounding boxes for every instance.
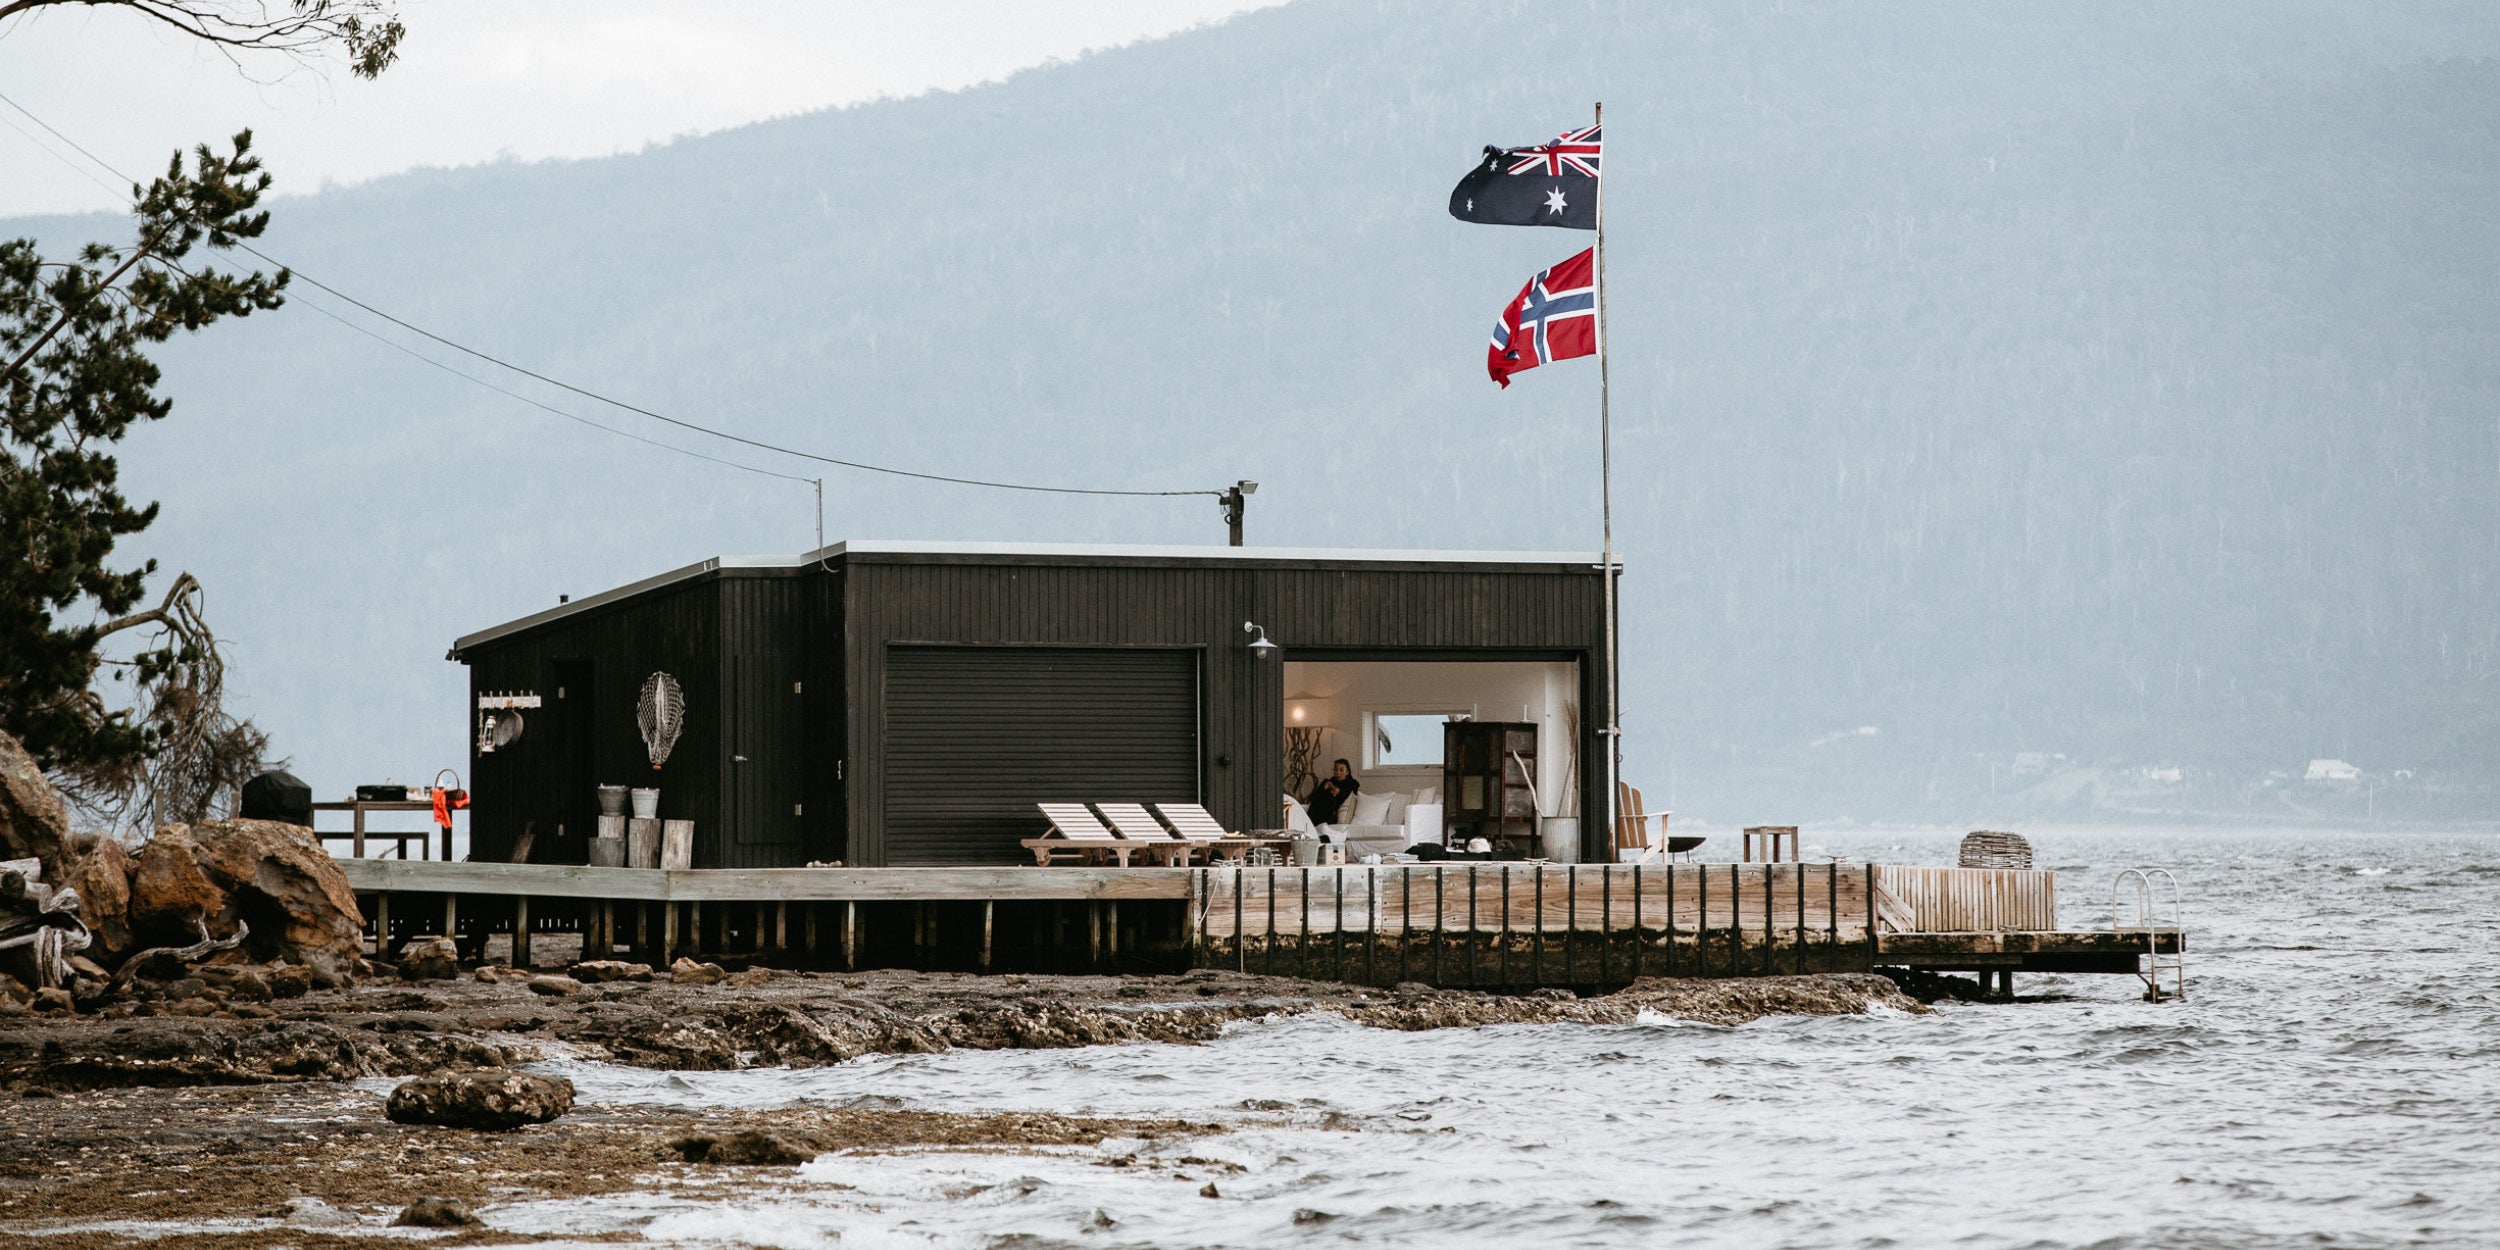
[1305,776,1359,825]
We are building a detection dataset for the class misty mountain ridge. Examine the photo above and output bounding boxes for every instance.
[11,0,2500,827]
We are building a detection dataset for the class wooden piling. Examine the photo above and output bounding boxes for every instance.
[512,897,532,967]
[1628,864,1642,981]
[842,900,857,970]
[1498,866,1512,987]
[980,900,994,971]
[1364,869,1378,985]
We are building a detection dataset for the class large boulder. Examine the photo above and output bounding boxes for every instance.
[189,819,366,985]
[0,731,70,881]
[60,839,136,961]
[385,1068,574,1130]
[133,820,365,986]
[130,825,230,943]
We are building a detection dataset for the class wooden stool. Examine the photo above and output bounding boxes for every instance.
[1742,825,1798,862]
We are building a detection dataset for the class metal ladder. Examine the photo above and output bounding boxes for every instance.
[2112,868,2185,1002]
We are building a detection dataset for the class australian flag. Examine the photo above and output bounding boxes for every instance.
[1488,248,1596,388]
[1449,123,1600,230]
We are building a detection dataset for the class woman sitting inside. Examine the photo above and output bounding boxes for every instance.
[1304,759,1359,826]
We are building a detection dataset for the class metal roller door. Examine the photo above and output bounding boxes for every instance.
[883,646,1199,865]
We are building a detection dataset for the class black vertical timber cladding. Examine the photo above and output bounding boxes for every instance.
[457,549,1603,868]
[458,567,805,867]
[840,552,1604,867]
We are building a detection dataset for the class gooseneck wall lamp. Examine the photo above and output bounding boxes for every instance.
[1242,621,1280,659]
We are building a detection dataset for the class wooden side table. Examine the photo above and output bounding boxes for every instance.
[1742,825,1799,863]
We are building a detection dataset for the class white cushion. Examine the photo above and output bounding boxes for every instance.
[1414,786,1439,805]
[1377,791,1409,825]
[1350,792,1394,825]
[1283,795,1315,833]
[1405,803,1443,846]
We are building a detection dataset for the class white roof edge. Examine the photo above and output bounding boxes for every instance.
[800,539,1606,564]
[450,556,722,655]
[450,541,1609,657]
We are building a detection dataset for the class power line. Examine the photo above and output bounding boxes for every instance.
[244,248,1219,498]
[0,92,136,194]
[284,285,821,486]
[0,89,1227,502]
[2,95,812,492]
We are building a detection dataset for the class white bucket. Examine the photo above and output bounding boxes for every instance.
[629,787,660,819]
[1540,817,1580,864]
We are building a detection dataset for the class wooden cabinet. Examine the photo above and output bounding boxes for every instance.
[1442,721,1538,852]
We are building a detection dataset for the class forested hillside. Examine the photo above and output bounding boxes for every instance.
[15,0,2500,825]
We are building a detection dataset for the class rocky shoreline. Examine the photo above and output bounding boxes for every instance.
[0,965,1923,1091]
[0,968,1923,1245]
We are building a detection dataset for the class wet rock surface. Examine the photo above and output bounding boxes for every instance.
[0,968,1922,1094]
[391,1195,483,1227]
[0,1080,1214,1244]
[672,1127,817,1164]
[385,1066,574,1130]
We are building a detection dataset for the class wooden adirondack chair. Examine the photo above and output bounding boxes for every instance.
[1616,782,1704,860]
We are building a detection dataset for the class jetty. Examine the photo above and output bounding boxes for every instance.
[386,539,2187,1000]
[341,858,2185,997]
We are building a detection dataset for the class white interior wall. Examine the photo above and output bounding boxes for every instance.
[1282,660,1581,819]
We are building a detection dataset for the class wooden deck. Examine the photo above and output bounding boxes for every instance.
[342,858,2176,988]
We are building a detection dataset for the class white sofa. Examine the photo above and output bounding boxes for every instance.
[1287,788,1443,860]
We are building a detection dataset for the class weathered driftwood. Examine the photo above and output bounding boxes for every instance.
[109,917,249,994]
[0,861,92,988]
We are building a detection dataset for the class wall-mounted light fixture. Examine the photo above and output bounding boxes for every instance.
[1242,620,1280,660]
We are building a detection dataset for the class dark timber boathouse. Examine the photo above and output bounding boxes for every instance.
[448,541,1611,870]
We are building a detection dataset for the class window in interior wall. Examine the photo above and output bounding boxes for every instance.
[1368,712,1469,769]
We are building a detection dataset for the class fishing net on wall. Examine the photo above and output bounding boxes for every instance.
[637,672,684,769]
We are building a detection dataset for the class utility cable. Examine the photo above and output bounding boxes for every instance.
[3,97,812,489]
[0,88,1226,501]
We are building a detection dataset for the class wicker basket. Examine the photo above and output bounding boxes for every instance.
[1957,830,2034,870]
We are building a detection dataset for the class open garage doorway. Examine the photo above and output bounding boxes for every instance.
[1280,659,1584,858]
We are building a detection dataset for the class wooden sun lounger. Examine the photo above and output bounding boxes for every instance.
[1023,802,1137,867]
[1153,803,1287,864]
[1093,803,1199,867]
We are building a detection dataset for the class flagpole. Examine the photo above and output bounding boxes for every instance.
[1593,99,1620,858]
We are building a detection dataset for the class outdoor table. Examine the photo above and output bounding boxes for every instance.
[310,799,440,859]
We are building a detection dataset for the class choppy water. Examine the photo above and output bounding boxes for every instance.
[513,830,2498,1249]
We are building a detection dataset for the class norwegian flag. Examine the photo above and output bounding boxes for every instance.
[1488,248,1596,388]
[1449,122,1601,230]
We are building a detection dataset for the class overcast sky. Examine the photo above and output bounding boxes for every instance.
[0,0,1281,218]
